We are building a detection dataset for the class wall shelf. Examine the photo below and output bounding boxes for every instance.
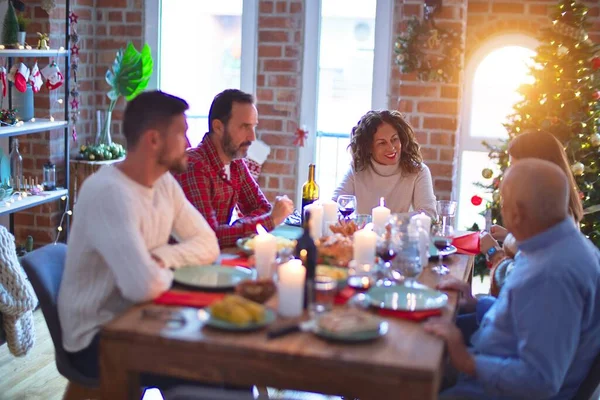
[0,49,68,57]
[0,119,68,138]
[0,188,68,216]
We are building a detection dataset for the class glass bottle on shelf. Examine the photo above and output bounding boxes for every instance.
[9,139,23,191]
[43,162,56,191]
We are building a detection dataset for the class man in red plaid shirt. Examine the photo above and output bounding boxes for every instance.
[175,89,294,248]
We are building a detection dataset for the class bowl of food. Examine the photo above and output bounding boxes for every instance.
[316,264,348,291]
[235,278,277,304]
[236,235,297,256]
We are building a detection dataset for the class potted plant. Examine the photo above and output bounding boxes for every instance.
[97,42,153,146]
[16,14,28,45]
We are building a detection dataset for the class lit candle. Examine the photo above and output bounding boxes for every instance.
[305,202,324,241]
[412,212,432,233]
[321,199,337,236]
[253,224,277,278]
[353,225,377,265]
[277,259,306,318]
[372,197,391,232]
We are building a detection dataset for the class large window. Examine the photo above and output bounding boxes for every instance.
[297,0,393,203]
[456,36,536,230]
[146,0,257,147]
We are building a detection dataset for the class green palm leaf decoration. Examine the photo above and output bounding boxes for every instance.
[98,42,153,145]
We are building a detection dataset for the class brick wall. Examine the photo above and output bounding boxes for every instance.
[390,0,468,201]
[13,0,143,245]
[255,0,304,203]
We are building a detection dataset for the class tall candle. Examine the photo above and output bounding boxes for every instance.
[253,224,277,278]
[321,199,337,236]
[412,212,432,233]
[305,203,324,241]
[353,226,377,265]
[277,259,306,318]
[372,197,391,232]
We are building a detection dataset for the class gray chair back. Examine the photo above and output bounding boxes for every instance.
[20,243,97,387]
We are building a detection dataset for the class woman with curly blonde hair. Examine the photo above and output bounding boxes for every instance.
[333,110,437,218]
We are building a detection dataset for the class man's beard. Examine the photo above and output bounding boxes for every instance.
[158,152,188,174]
[222,128,252,160]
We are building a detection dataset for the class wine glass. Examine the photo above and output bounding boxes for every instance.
[337,195,357,220]
[375,230,396,286]
[432,200,457,275]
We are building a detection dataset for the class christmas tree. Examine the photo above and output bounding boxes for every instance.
[481,0,600,249]
[1,0,19,46]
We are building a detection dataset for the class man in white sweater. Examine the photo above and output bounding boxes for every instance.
[58,91,220,379]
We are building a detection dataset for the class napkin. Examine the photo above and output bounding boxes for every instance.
[154,290,224,308]
[452,231,480,255]
[220,256,252,268]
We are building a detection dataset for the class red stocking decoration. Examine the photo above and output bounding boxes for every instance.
[14,63,30,93]
[41,62,64,90]
[0,67,7,98]
[29,62,43,93]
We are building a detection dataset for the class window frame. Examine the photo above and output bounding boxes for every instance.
[455,33,538,213]
[144,0,258,114]
[296,0,394,206]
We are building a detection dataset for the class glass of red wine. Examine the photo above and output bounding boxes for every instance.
[375,236,396,286]
[337,195,357,220]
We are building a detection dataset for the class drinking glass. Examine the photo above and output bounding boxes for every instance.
[436,200,457,237]
[337,195,357,220]
[432,200,457,275]
[375,230,396,287]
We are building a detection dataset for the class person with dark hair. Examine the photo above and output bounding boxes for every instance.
[176,89,294,248]
[332,110,437,218]
[58,90,220,379]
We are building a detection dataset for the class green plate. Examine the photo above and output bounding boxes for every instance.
[236,237,254,255]
[367,285,448,311]
[173,265,256,290]
[314,321,388,342]
[271,224,303,240]
[235,230,298,256]
[201,308,276,331]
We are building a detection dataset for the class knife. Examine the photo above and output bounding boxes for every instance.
[267,319,317,339]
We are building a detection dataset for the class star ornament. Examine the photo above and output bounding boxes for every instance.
[70,45,79,56]
[70,98,79,109]
[69,12,79,24]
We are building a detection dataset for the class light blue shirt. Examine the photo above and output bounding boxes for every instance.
[444,218,600,399]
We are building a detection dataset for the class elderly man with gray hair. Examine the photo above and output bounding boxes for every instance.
[425,158,600,399]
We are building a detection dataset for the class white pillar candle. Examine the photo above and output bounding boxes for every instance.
[372,197,391,232]
[353,226,377,265]
[412,212,432,233]
[253,224,277,278]
[305,203,324,241]
[277,259,306,318]
[321,199,338,236]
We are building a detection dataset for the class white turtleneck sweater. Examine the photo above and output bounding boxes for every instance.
[332,161,437,219]
[58,165,220,352]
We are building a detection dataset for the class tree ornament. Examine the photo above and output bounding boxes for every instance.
[471,195,483,206]
[592,56,600,70]
[557,45,569,56]
[571,162,585,176]
[593,91,600,101]
[481,168,493,179]
[590,133,600,147]
[36,32,49,50]
[492,191,500,203]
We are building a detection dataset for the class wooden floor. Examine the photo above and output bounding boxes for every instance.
[0,311,67,400]
[0,277,493,400]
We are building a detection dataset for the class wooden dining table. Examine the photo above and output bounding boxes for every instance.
[100,253,474,400]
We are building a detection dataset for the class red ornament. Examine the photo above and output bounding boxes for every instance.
[471,195,483,206]
[579,191,585,200]
[592,57,600,70]
[593,91,600,101]
[294,126,308,147]
[68,12,79,24]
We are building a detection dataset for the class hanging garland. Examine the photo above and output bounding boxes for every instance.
[69,10,80,143]
[394,16,462,83]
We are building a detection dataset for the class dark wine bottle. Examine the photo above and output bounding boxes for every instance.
[295,210,317,309]
[301,163,319,222]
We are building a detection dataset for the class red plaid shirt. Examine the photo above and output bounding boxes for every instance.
[175,135,274,248]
